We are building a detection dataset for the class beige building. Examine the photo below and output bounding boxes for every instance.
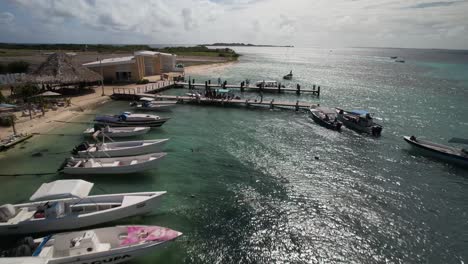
[83,51,182,82]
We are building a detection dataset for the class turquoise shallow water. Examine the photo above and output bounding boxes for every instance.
[1,47,468,263]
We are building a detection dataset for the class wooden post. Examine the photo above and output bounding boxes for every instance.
[295,100,299,111]
[10,115,16,135]
[296,84,301,95]
[278,82,281,93]
[317,86,320,97]
[270,99,274,109]
[240,81,244,92]
[208,80,211,85]
[205,81,208,91]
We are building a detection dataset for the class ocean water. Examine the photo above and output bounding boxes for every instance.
[0,47,468,263]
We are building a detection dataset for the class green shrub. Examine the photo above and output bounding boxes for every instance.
[136,79,149,84]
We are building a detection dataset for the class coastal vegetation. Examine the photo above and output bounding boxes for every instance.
[0,43,239,60]
[205,42,294,47]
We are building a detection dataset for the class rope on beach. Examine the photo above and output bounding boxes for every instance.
[0,172,57,177]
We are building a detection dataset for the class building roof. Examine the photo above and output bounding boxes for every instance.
[26,52,102,84]
[83,56,135,68]
[134,50,160,56]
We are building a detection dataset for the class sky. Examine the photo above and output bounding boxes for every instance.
[0,0,467,49]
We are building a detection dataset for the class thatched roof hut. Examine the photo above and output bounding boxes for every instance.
[25,53,102,85]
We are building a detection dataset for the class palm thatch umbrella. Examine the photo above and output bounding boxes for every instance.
[25,52,102,85]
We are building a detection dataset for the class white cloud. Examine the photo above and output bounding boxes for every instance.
[2,0,468,48]
[0,12,15,25]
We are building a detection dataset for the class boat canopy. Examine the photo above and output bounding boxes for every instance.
[140,97,155,102]
[351,110,369,116]
[30,180,94,201]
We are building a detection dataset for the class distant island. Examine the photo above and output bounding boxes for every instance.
[205,43,294,48]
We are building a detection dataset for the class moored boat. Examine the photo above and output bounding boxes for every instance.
[60,153,167,175]
[403,136,468,167]
[0,180,166,235]
[255,80,285,88]
[94,112,170,127]
[336,108,383,136]
[309,107,342,131]
[0,225,181,263]
[283,71,293,80]
[0,134,33,151]
[72,139,169,158]
[83,126,150,138]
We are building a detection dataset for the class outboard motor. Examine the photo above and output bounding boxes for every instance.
[371,126,382,137]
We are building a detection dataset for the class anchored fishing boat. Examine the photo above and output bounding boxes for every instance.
[255,80,285,88]
[336,108,383,136]
[94,112,170,127]
[283,71,293,80]
[83,126,150,138]
[309,107,342,131]
[130,98,177,111]
[60,153,167,175]
[0,180,165,236]
[0,225,181,263]
[72,139,169,158]
[403,136,468,167]
[0,134,33,151]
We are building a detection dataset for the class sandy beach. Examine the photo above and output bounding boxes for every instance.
[0,60,235,140]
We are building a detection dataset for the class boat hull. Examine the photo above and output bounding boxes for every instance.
[0,192,165,236]
[403,136,468,167]
[336,112,382,136]
[77,139,168,158]
[94,118,169,128]
[63,153,166,175]
[83,127,150,138]
[310,111,342,131]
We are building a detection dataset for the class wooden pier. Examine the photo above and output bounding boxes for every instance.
[111,80,318,111]
[175,81,321,96]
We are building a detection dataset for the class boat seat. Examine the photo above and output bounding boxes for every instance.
[88,147,97,152]
[38,246,54,257]
[0,204,16,222]
[74,161,83,168]
[96,243,111,252]
[130,160,138,165]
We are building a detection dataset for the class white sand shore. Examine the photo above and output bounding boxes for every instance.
[0,60,236,140]
[184,61,237,75]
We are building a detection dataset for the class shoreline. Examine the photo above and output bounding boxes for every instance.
[0,60,237,140]
[183,60,237,75]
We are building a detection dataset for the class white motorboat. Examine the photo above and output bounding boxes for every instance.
[72,139,169,158]
[83,126,150,138]
[60,153,167,175]
[94,112,170,127]
[404,136,468,167]
[0,225,181,263]
[130,101,177,111]
[255,80,285,88]
[0,180,166,236]
[336,108,383,136]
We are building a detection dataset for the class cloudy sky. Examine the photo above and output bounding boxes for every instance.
[0,0,467,49]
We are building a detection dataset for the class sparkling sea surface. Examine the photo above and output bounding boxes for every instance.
[0,47,467,263]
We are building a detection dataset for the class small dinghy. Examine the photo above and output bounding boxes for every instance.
[83,126,150,138]
[404,136,468,167]
[0,180,166,235]
[0,134,33,151]
[72,139,169,158]
[130,100,177,111]
[336,108,383,136]
[0,225,181,263]
[94,112,170,127]
[283,71,293,80]
[309,107,342,131]
[60,153,167,175]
